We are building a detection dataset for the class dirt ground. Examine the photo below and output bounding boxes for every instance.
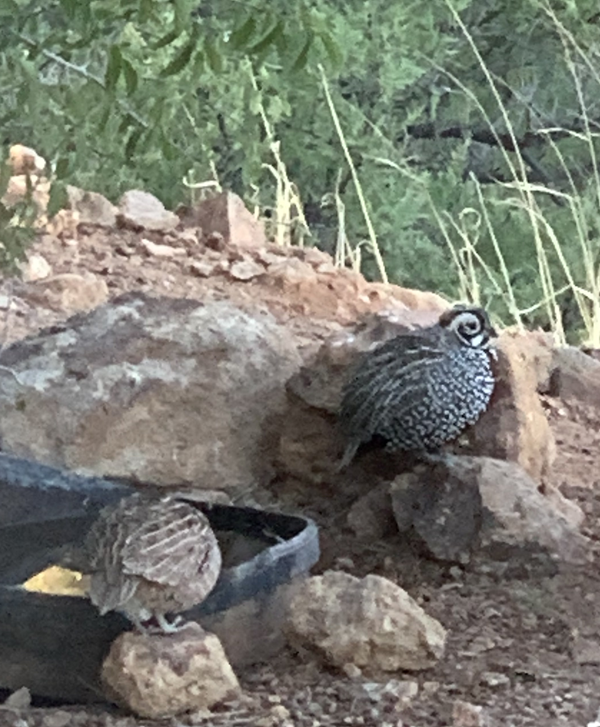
[1,227,600,727]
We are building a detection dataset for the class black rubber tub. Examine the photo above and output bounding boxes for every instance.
[0,454,319,703]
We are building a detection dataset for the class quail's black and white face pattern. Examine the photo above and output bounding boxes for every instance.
[338,303,497,467]
[439,305,497,350]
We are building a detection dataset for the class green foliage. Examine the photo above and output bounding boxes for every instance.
[2,0,600,341]
[0,163,37,274]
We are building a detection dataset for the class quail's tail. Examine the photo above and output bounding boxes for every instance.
[336,442,359,472]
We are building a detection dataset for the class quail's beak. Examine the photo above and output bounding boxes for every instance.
[489,326,499,338]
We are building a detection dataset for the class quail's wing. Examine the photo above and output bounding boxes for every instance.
[121,499,217,588]
[85,502,139,613]
[340,331,447,439]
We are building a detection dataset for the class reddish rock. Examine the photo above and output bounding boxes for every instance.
[66,186,117,228]
[101,623,240,718]
[118,190,179,232]
[465,332,556,481]
[390,457,588,565]
[8,144,46,175]
[20,272,109,313]
[285,571,446,672]
[182,192,267,248]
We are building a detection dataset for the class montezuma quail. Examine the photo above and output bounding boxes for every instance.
[85,493,222,633]
[339,304,497,467]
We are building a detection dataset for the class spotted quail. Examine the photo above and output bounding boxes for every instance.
[338,304,497,468]
[85,493,222,634]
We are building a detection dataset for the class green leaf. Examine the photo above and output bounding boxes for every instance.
[204,39,223,73]
[97,103,112,133]
[104,45,122,91]
[174,0,192,33]
[125,127,144,159]
[47,181,69,219]
[229,15,257,49]
[54,157,70,180]
[290,33,313,73]
[122,58,138,96]
[247,20,284,55]
[117,114,135,136]
[152,29,181,49]
[0,161,12,197]
[160,36,198,77]
[319,31,344,67]
[58,0,79,20]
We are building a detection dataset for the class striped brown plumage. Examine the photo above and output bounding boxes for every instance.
[338,304,497,468]
[85,493,222,633]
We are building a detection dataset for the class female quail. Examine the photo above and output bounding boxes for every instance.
[339,304,497,467]
[85,493,222,633]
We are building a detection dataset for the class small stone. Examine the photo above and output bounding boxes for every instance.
[347,484,397,540]
[342,663,363,679]
[362,680,418,704]
[2,687,31,710]
[101,622,241,718]
[66,186,117,227]
[22,253,52,282]
[190,259,218,277]
[285,571,446,672]
[334,557,355,570]
[480,671,510,688]
[205,231,226,251]
[271,704,291,720]
[229,259,264,281]
[36,711,71,727]
[181,192,267,248]
[118,190,179,232]
[22,272,109,313]
[452,700,486,727]
[140,238,186,258]
[422,681,440,695]
[8,144,46,174]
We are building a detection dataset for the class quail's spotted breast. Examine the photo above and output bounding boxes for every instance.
[85,493,222,633]
[338,304,497,467]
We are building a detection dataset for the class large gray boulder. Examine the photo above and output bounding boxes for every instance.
[0,292,300,494]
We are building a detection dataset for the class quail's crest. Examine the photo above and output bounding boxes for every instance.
[338,304,497,468]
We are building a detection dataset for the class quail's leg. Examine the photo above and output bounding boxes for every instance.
[155,612,186,634]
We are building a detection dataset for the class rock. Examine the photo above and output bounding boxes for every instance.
[2,686,31,709]
[101,623,240,718]
[572,634,600,664]
[20,272,109,313]
[22,252,52,282]
[229,259,265,281]
[390,457,588,565]
[0,292,300,493]
[181,192,267,248]
[391,465,481,564]
[361,679,418,704]
[8,144,46,175]
[549,345,600,407]
[285,571,446,671]
[140,237,186,258]
[346,483,397,540]
[452,700,488,727]
[465,332,556,481]
[190,259,219,277]
[66,186,117,227]
[118,190,179,232]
